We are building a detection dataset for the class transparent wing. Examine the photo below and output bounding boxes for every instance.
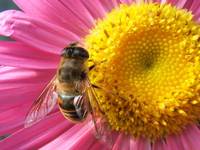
[24,76,57,128]
[85,78,115,148]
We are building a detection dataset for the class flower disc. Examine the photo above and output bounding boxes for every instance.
[85,4,200,140]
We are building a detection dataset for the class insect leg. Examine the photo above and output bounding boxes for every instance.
[89,103,102,139]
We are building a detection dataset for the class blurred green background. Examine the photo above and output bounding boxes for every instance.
[0,0,18,11]
[0,0,19,40]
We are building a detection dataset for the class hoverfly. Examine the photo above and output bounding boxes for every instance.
[24,43,108,139]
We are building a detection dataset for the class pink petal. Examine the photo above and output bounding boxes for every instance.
[1,1,199,150]
[188,1,200,15]
[164,125,200,150]
[0,67,54,88]
[188,1,200,23]
[0,10,80,54]
[13,0,122,33]
[0,83,48,135]
[0,112,73,149]
[0,41,59,69]
[149,0,159,3]
[0,66,56,137]
[41,121,97,150]
[167,0,179,5]
[79,0,107,19]
[153,125,200,150]
[13,0,94,37]
[179,125,200,150]
[121,0,135,4]
[130,138,152,150]
[46,0,95,27]
[58,0,121,22]
[173,0,191,9]
[152,140,166,150]
[0,103,32,135]
[112,134,130,150]
[192,4,200,21]
[112,134,152,150]
[166,134,186,150]
[0,66,55,109]
[99,0,121,11]
[0,84,42,109]
[90,141,111,150]
[165,0,200,22]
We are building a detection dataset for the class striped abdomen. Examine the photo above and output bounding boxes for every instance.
[57,93,88,122]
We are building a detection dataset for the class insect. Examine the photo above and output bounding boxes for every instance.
[24,43,107,138]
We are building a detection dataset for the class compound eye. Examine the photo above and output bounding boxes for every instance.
[61,47,73,57]
[61,46,89,59]
[73,48,89,59]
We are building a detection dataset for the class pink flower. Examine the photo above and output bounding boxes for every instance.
[1,0,200,149]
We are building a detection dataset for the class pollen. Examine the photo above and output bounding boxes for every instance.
[84,3,200,140]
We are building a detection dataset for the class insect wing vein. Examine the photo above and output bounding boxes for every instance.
[24,76,57,127]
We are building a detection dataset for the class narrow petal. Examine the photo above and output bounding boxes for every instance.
[57,0,121,24]
[0,83,43,110]
[180,125,200,150]
[13,0,119,31]
[172,0,191,9]
[0,66,56,137]
[112,134,131,150]
[13,0,93,37]
[0,103,32,135]
[46,0,95,28]
[0,83,47,135]
[99,0,121,11]
[0,67,54,88]
[167,0,200,21]
[0,112,73,149]
[0,66,55,108]
[153,140,167,150]
[0,10,80,54]
[80,0,107,19]
[41,121,97,150]
[186,0,200,22]
[167,0,179,6]
[166,134,185,150]
[192,4,200,22]
[130,138,152,150]
[0,41,59,69]
[160,125,200,150]
[90,141,110,150]
[188,1,200,15]
[121,0,135,4]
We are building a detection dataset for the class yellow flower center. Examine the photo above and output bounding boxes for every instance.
[84,3,200,140]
